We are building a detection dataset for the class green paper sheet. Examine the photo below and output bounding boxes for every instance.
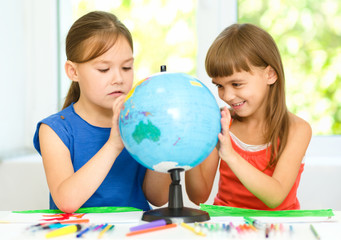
[12,206,142,214]
[200,204,334,217]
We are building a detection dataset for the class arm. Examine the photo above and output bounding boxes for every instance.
[39,96,126,213]
[219,108,312,208]
[185,148,220,205]
[142,170,171,206]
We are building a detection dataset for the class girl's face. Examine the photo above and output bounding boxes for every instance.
[212,65,276,119]
[75,36,134,111]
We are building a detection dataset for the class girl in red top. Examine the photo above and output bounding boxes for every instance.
[185,23,312,210]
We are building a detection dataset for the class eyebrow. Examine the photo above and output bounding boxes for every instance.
[211,80,220,85]
[212,78,246,86]
[93,57,134,64]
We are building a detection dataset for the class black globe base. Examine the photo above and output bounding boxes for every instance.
[142,168,210,223]
[142,206,210,223]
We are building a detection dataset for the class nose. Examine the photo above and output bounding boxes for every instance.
[220,87,235,103]
[111,69,124,85]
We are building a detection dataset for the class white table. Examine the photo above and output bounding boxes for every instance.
[0,210,340,239]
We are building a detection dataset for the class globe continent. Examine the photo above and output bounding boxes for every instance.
[119,72,221,173]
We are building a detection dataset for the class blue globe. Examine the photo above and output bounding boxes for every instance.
[119,72,221,173]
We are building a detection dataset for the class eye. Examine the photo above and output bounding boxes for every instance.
[214,83,223,88]
[122,66,132,71]
[232,82,242,87]
[98,68,109,73]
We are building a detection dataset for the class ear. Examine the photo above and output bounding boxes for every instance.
[265,65,278,85]
[65,60,79,82]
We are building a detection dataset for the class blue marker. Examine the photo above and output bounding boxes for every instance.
[41,223,68,230]
[76,224,94,238]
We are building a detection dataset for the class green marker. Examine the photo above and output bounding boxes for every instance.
[243,217,264,229]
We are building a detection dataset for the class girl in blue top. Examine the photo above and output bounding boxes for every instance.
[33,11,170,213]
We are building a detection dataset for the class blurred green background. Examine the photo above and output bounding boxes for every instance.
[68,0,341,135]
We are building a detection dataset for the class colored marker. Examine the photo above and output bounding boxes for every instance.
[76,224,94,238]
[98,224,114,239]
[54,218,89,224]
[26,222,49,230]
[310,224,320,240]
[181,222,206,236]
[244,216,264,229]
[93,224,104,231]
[41,223,67,230]
[289,225,293,233]
[130,219,170,231]
[45,224,82,238]
[265,224,270,238]
[126,223,177,236]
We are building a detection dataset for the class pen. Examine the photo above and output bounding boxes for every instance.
[181,222,206,236]
[45,224,82,238]
[310,224,320,240]
[130,219,170,231]
[126,223,177,236]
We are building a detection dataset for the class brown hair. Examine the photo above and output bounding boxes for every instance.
[205,23,289,168]
[62,11,133,109]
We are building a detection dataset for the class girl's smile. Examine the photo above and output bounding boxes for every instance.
[231,100,246,110]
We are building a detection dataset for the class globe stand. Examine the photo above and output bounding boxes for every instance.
[142,168,210,223]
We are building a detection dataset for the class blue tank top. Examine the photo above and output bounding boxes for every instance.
[33,103,150,211]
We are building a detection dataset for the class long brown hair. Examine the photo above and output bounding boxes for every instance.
[62,11,133,109]
[205,23,289,168]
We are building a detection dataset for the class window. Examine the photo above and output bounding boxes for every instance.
[238,0,341,135]
[58,0,237,108]
[58,0,199,107]
[1,0,339,161]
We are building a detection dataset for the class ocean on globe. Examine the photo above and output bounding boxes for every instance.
[119,72,221,173]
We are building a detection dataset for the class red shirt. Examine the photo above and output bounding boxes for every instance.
[214,137,304,210]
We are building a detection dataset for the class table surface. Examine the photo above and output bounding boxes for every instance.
[0,210,340,240]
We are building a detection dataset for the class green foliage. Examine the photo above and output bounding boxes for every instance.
[70,0,340,134]
[238,0,341,135]
[73,0,197,83]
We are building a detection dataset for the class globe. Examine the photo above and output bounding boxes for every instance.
[119,72,221,173]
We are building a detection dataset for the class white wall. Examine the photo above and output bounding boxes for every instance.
[0,0,58,156]
[196,0,237,107]
[0,1,26,154]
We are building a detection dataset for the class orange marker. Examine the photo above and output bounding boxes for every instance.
[126,223,177,236]
[51,218,89,224]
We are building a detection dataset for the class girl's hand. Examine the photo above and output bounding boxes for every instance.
[108,95,126,151]
[217,106,234,160]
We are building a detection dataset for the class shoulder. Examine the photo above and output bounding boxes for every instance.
[287,112,312,145]
[40,105,76,130]
[34,105,76,152]
[288,112,312,135]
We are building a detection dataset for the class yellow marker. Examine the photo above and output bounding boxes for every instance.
[98,224,114,239]
[181,222,206,236]
[45,224,82,238]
